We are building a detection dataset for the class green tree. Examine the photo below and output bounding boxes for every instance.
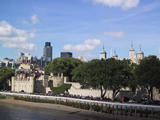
[72,59,108,99]
[45,57,83,81]
[135,55,160,101]
[127,62,138,92]
[72,62,88,85]
[106,58,132,100]
[87,59,108,99]
[73,58,133,100]
[51,84,71,95]
[0,67,14,90]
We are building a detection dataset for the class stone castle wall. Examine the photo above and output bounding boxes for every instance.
[153,88,160,101]
[49,73,65,87]
[11,73,67,94]
[34,75,48,93]
[66,81,113,98]
[11,74,34,93]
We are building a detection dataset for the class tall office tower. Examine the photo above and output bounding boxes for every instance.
[43,42,52,66]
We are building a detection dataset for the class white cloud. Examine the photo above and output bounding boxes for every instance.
[63,39,101,51]
[104,32,124,38]
[22,14,39,25]
[0,21,36,50]
[158,48,160,54]
[22,20,30,25]
[102,1,160,24]
[77,52,96,61]
[2,42,35,50]
[63,39,101,60]
[91,0,140,10]
[31,14,39,24]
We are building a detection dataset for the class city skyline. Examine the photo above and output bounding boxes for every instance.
[0,0,160,60]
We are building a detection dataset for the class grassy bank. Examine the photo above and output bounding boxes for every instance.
[0,94,14,99]
[0,94,160,119]
[0,94,6,99]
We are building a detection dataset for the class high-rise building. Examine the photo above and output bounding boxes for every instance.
[43,42,52,66]
[61,52,72,58]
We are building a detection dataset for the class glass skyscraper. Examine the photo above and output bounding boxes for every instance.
[43,42,52,66]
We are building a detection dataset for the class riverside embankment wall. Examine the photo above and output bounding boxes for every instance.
[0,92,160,119]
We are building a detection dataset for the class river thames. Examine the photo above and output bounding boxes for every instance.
[0,99,155,120]
[0,102,88,120]
[0,101,114,120]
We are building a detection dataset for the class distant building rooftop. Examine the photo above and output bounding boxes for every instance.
[60,52,72,58]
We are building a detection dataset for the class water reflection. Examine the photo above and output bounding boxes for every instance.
[0,102,91,120]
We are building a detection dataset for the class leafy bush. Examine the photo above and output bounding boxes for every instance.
[0,67,14,90]
[51,84,71,95]
[0,94,6,99]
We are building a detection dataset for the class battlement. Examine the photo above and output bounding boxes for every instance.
[48,73,67,87]
[12,73,35,81]
[11,73,34,93]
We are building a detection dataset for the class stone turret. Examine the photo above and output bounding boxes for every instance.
[129,42,136,63]
[136,46,144,63]
[112,49,118,59]
[11,73,34,93]
[100,45,107,59]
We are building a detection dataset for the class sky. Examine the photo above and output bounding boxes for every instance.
[0,0,160,60]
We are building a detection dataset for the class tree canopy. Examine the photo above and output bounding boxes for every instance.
[106,59,133,100]
[72,59,108,99]
[72,58,133,100]
[0,67,14,90]
[45,57,83,81]
[45,55,160,101]
[135,55,160,100]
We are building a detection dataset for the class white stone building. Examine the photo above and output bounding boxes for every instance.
[17,52,33,64]
[11,73,34,93]
[100,45,107,60]
[11,73,67,94]
[129,44,144,64]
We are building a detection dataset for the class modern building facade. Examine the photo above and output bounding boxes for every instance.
[42,42,52,66]
[0,58,15,69]
[60,52,72,58]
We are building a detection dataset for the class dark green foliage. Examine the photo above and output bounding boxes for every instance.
[0,67,14,90]
[135,55,160,100]
[45,57,83,81]
[106,58,133,100]
[0,94,6,99]
[72,62,89,85]
[127,63,138,92]
[72,58,133,100]
[51,84,71,95]
[72,59,109,99]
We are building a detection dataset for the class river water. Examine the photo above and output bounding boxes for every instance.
[0,102,105,120]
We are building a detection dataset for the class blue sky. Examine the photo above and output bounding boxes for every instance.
[0,0,160,60]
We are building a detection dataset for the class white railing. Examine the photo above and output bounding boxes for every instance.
[0,91,160,110]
